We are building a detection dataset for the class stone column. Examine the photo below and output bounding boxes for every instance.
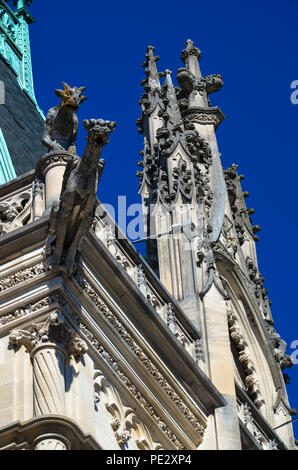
[9,311,88,418]
[35,152,77,214]
[31,343,66,416]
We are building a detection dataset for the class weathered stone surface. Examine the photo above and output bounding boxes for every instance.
[0,37,295,452]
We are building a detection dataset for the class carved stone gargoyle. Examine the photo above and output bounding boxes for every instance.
[42,82,87,155]
[46,117,116,274]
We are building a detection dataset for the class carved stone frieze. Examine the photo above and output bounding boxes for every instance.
[136,264,147,297]
[0,262,46,293]
[238,401,281,450]
[182,107,225,129]
[147,289,162,311]
[0,296,51,328]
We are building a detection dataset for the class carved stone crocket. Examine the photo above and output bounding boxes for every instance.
[47,118,117,274]
[42,82,87,155]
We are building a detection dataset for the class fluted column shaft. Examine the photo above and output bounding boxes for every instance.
[31,343,66,416]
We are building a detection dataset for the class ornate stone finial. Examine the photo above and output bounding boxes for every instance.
[143,45,162,91]
[138,45,165,121]
[181,39,201,64]
[42,83,87,154]
[160,69,182,130]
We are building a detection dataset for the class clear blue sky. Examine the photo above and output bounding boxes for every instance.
[27,0,298,435]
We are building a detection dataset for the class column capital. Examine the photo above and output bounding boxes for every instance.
[9,311,88,357]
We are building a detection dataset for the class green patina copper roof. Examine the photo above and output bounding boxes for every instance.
[0,0,43,115]
[0,0,45,184]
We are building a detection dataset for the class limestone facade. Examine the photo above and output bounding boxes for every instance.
[0,38,296,451]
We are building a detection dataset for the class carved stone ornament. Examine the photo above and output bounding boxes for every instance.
[94,371,131,447]
[106,225,130,270]
[0,262,46,293]
[94,370,164,450]
[245,257,272,319]
[182,106,225,129]
[198,237,230,301]
[44,114,116,275]
[9,311,87,357]
[265,320,294,371]
[137,121,214,210]
[0,190,32,236]
[0,296,52,328]
[9,311,87,417]
[227,303,265,409]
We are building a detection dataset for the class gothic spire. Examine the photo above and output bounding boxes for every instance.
[160,69,182,131]
[181,39,202,79]
[177,39,223,109]
[143,45,162,91]
[138,45,165,120]
[137,40,227,307]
